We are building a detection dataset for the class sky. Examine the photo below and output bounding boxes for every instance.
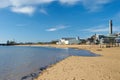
[0,0,120,43]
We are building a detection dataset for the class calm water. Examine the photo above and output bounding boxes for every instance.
[0,46,98,80]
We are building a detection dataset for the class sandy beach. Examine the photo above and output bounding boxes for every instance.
[33,44,120,80]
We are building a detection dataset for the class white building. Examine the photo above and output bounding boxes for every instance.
[57,37,81,45]
[95,34,106,41]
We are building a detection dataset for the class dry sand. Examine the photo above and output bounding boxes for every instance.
[32,45,120,80]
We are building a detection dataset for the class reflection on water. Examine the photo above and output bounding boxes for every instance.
[0,46,98,80]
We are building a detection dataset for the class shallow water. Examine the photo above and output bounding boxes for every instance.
[0,46,98,80]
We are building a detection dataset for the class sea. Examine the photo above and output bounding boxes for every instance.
[0,46,99,80]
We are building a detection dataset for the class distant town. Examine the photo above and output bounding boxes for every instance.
[56,20,120,47]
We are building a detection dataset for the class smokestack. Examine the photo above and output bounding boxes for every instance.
[109,20,113,35]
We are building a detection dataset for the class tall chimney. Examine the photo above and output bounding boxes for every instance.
[109,20,113,35]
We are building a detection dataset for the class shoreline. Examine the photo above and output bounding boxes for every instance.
[15,44,120,80]
[31,44,120,80]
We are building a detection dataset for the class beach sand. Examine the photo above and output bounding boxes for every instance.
[32,45,120,80]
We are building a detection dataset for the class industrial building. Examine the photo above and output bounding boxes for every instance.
[57,20,120,46]
[90,20,120,47]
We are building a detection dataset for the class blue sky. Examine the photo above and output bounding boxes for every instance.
[0,0,120,43]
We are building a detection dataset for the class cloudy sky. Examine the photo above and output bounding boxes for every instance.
[0,0,120,43]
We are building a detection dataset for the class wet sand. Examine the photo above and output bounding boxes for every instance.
[23,44,120,80]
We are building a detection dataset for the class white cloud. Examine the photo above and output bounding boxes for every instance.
[10,0,54,7]
[80,25,120,33]
[0,0,11,8]
[59,0,80,5]
[89,28,108,32]
[0,0,54,7]
[81,0,112,12]
[46,25,67,32]
[0,0,54,15]
[59,0,112,11]
[40,8,48,15]
[11,6,35,15]
[81,25,108,32]
[0,0,112,15]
